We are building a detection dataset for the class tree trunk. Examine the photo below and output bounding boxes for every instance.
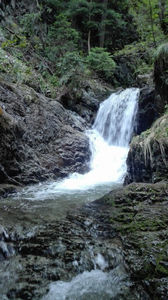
[148,0,156,47]
[88,30,91,53]
[99,0,108,48]
[87,0,93,53]
[158,0,167,34]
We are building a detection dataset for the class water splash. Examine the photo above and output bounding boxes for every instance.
[13,88,139,200]
[42,266,129,300]
[49,87,139,190]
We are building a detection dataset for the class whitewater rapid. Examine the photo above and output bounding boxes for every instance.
[35,88,139,192]
[54,88,139,188]
[2,88,140,299]
[39,88,139,300]
[13,88,139,202]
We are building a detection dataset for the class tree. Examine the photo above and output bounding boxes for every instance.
[129,0,168,44]
[148,0,156,47]
[68,0,138,52]
[99,0,108,48]
[45,14,79,61]
[158,0,168,34]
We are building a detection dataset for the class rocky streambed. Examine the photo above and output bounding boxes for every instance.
[0,181,168,300]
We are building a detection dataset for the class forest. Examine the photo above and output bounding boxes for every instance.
[0,0,167,94]
[0,1,168,299]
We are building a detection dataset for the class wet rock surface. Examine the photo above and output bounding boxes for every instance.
[125,114,168,184]
[135,87,160,135]
[0,211,129,299]
[0,81,91,187]
[0,181,167,299]
[100,181,168,300]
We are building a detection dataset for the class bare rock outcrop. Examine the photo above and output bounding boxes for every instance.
[125,114,168,184]
[0,81,91,185]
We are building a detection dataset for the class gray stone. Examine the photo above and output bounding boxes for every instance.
[0,82,91,187]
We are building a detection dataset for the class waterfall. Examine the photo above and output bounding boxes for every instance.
[16,88,139,200]
[93,88,139,146]
[40,88,139,299]
[8,88,140,300]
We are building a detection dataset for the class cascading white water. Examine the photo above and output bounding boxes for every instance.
[15,88,139,202]
[3,88,139,299]
[45,87,139,190]
[39,88,139,300]
[93,88,139,146]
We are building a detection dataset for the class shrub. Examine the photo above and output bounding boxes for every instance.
[86,47,116,81]
[57,51,86,88]
[20,12,41,36]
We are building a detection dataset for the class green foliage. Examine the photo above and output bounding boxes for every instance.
[20,12,42,36]
[0,0,167,93]
[155,43,168,84]
[1,35,28,50]
[67,0,138,51]
[0,47,57,97]
[0,47,32,83]
[57,51,86,88]
[86,47,116,81]
[165,104,168,114]
[112,40,155,87]
[45,14,79,61]
[129,0,168,45]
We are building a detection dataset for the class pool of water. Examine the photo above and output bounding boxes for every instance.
[0,179,121,229]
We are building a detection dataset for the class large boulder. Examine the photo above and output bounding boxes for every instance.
[0,81,91,185]
[125,114,168,184]
[135,87,160,135]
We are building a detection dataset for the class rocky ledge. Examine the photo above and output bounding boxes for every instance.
[0,81,91,187]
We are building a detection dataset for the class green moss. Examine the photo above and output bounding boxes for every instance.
[156,262,168,276]
[156,252,168,276]
[141,128,151,138]
[119,219,167,234]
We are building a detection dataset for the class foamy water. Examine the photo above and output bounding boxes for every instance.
[16,88,139,201]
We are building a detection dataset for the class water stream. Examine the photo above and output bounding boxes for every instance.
[0,88,139,226]
[0,88,140,299]
[39,88,139,300]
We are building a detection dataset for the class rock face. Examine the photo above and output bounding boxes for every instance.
[101,182,168,300]
[125,114,168,184]
[0,81,91,185]
[58,80,113,124]
[60,89,99,124]
[135,87,160,135]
